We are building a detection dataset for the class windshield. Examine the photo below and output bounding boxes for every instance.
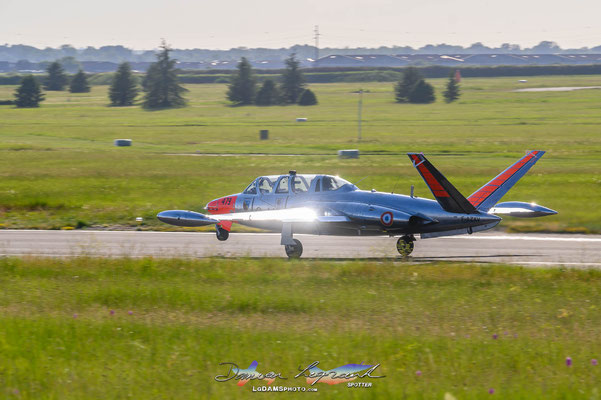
[243,181,256,194]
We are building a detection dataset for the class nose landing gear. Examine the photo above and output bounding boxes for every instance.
[216,226,230,241]
[396,235,415,256]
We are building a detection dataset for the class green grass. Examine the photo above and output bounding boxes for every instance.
[0,76,600,232]
[0,257,600,398]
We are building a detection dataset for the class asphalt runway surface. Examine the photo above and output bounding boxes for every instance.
[1,230,600,267]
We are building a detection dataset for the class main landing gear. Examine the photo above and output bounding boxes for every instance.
[281,223,303,259]
[216,226,229,241]
[396,235,415,257]
[284,239,303,259]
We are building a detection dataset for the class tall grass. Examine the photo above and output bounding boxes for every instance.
[0,257,600,398]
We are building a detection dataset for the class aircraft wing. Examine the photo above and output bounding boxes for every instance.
[217,207,351,223]
[157,208,350,227]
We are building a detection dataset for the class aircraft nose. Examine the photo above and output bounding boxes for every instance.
[205,195,238,214]
[206,199,220,213]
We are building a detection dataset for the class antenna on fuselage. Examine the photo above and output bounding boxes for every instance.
[410,185,415,198]
[350,176,368,188]
[289,170,296,175]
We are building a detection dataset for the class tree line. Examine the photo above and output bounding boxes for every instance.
[10,53,459,108]
[394,66,460,104]
[12,62,90,107]
[12,42,188,109]
[10,49,319,108]
[227,55,317,106]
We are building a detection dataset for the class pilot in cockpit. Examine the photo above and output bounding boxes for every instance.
[258,177,275,194]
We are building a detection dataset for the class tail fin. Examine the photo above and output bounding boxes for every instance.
[408,153,478,214]
[467,150,545,212]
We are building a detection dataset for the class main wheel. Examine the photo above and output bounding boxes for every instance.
[216,227,229,241]
[285,239,303,259]
[396,236,414,256]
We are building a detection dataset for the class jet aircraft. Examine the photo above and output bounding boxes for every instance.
[158,151,556,258]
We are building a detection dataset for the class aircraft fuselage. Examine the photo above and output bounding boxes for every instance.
[209,184,501,237]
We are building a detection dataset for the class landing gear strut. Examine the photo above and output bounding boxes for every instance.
[396,235,415,256]
[216,226,229,241]
[281,222,303,259]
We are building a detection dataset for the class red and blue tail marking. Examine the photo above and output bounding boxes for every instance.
[467,150,545,212]
[408,153,478,214]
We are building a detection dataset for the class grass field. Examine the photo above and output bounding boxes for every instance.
[0,256,600,398]
[0,76,600,233]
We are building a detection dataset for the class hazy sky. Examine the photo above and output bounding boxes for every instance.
[1,0,600,49]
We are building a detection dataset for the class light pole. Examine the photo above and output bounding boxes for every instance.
[357,89,363,141]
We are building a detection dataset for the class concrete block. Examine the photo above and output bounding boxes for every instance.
[338,149,359,159]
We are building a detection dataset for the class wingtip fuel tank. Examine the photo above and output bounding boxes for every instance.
[157,210,219,227]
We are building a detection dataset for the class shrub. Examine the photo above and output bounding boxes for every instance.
[255,79,279,106]
[297,89,318,106]
[408,80,436,104]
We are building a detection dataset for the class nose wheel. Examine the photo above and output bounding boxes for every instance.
[285,239,303,259]
[396,235,415,256]
[216,226,229,241]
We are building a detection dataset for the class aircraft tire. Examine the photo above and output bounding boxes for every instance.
[285,239,303,259]
[216,228,229,241]
[396,236,415,256]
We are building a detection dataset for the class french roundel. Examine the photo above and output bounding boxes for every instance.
[380,211,393,226]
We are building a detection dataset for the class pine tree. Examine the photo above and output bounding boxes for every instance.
[443,72,461,103]
[227,57,256,105]
[280,54,306,104]
[141,63,156,92]
[297,88,318,106]
[408,80,436,104]
[394,66,422,103]
[14,75,45,107]
[69,70,90,93]
[44,61,68,91]
[109,62,138,106]
[142,41,187,109]
[255,79,279,106]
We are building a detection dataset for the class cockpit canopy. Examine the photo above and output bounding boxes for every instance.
[243,174,355,195]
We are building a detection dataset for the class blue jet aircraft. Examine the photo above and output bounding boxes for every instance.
[158,151,556,258]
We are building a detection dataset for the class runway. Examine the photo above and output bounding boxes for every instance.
[1,230,600,267]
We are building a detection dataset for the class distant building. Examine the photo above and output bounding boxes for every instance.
[2,54,601,73]
[313,54,601,68]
